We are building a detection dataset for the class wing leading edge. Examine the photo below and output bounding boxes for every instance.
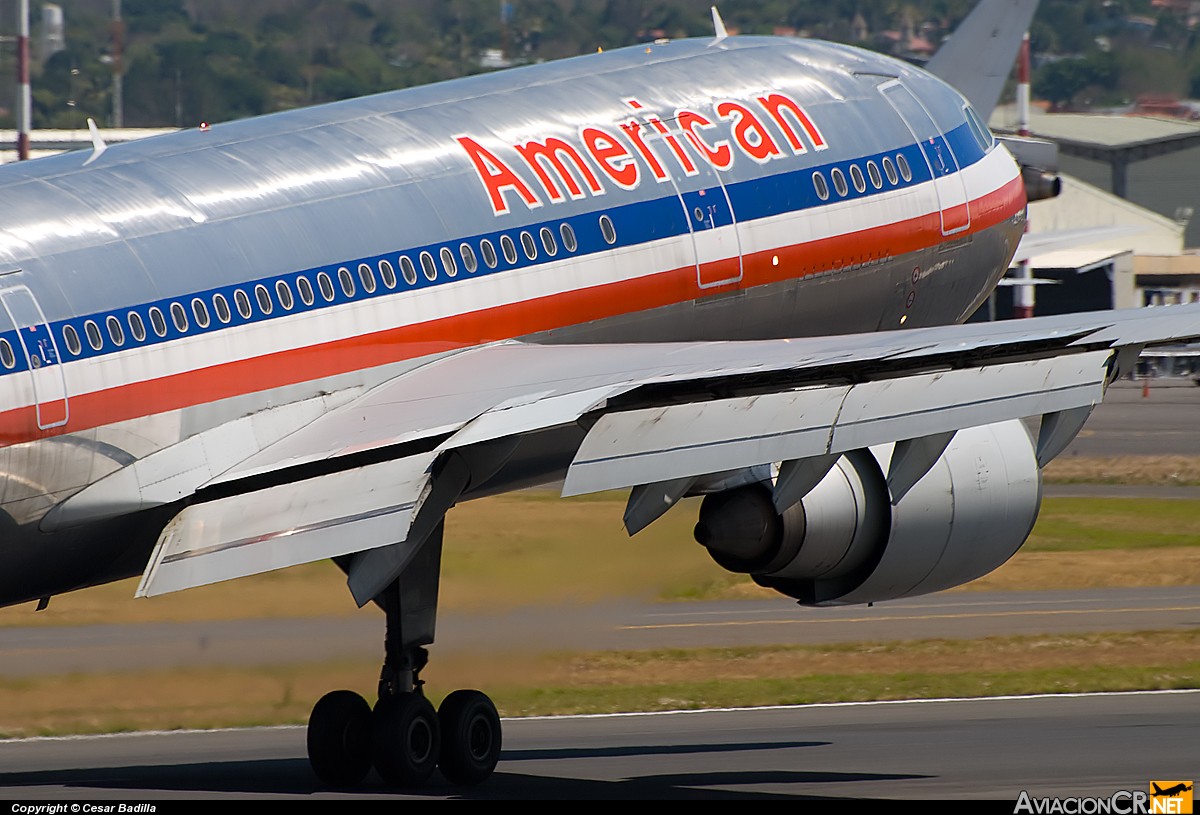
[130,304,1200,602]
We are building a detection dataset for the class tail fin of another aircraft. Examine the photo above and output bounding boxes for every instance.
[925,0,1039,118]
[711,7,728,45]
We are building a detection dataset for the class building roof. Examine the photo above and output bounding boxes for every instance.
[1028,174,1184,256]
[1028,247,1128,272]
[990,105,1200,148]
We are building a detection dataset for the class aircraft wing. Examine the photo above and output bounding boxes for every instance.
[112,304,1200,603]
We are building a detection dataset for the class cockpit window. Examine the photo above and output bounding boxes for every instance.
[964,105,993,152]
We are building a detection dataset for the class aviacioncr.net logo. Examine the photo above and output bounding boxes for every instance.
[1015,783,1193,815]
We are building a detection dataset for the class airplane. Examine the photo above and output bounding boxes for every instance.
[1152,783,1193,798]
[0,0,1197,790]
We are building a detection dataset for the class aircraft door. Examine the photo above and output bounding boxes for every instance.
[0,285,69,430]
[643,126,743,289]
[879,80,971,236]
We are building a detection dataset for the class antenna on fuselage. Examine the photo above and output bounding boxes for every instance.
[710,7,728,45]
[84,118,108,166]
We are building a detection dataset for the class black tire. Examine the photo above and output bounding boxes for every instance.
[438,689,502,785]
[307,689,373,787]
[372,693,441,787]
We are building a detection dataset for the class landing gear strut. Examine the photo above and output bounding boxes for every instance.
[306,525,501,787]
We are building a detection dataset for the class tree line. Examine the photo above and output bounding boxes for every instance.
[1,0,1197,130]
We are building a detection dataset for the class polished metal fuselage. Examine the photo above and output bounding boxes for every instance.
[0,36,1025,605]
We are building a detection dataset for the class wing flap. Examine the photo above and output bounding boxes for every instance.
[42,391,359,531]
[562,351,1110,496]
[136,452,437,597]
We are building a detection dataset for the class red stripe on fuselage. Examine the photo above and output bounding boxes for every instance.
[0,175,1025,445]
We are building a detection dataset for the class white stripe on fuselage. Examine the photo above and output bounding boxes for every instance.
[0,148,1018,416]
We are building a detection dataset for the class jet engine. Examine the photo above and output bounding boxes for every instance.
[1020,165,1061,202]
[997,135,1062,202]
[692,420,1042,605]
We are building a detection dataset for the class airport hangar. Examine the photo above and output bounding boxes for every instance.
[983,105,1200,320]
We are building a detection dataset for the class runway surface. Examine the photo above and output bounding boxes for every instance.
[1062,378,1200,457]
[0,691,1193,799]
[2,586,1196,675]
[0,376,1195,799]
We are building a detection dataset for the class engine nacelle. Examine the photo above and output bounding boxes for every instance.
[1021,165,1062,202]
[693,420,1042,606]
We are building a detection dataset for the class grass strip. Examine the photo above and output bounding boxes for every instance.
[1024,497,1200,551]
[1,494,1198,625]
[1043,456,1200,486]
[0,630,1194,738]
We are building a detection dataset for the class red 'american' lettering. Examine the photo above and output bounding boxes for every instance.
[457,91,827,216]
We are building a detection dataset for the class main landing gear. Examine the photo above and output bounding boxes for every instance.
[305,528,502,787]
[306,674,502,787]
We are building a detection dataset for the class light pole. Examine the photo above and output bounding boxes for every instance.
[16,0,29,160]
[111,0,123,128]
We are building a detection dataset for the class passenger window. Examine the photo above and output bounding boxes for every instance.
[883,156,899,185]
[297,276,315,305]
[192,298,210,328]
[831,168,848,197]
[318,272,336,301]
[213,294,232,324]
[520,230,537,260]
[867,161,883,189]
[599,214,616,245]
[540,227,557,256]
[128,312,146,341]
[850,164,866,193]
[85,320,103,349]
[358,263,376,293]
[897,153,912,182]
[107,315,125,345]
[813,171,829,200]
[63,325,81,355]
[440,247,457,277]
[500,235,517,264]
[0,338,16,368]
[420,251,437,281]
[379,260,397,289]
[170,303,188,332]
[149,307,168,337]
[400,256,418,285]
[560,223,577,252]
[481,239,499,268]
[255,284,274,314]
[460,243,478,273]
[235,289,253,318]
[338,267,355,297]
[276,280,294,310]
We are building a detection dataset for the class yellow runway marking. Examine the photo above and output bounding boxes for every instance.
[619,605,1200,631]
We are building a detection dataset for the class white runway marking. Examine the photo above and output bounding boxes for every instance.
[5,688,1194,742]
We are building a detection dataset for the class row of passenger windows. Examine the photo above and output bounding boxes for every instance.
[812,154,912,201]
[0,216,621,364]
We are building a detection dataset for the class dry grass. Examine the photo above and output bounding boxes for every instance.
[1044,456,1200,485]
[959,549,1200,592]
[2,493,1197,625]
[507,631,1200,686]
[0,631,1194,737]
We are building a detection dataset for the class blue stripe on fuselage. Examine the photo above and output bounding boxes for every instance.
[0,121,991,376]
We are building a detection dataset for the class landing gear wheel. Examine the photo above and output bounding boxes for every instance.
[438,689,502,785]
[372,693,441,787]
[307,689,373,786]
